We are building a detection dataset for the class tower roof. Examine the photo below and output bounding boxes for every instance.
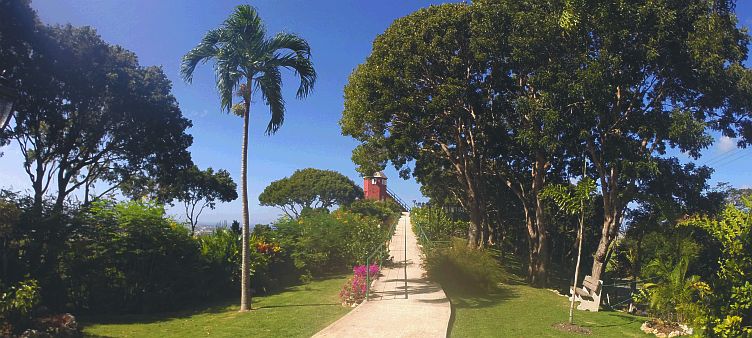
[371,171,388,179]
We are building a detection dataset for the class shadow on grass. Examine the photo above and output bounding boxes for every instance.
[578,312,644,329]
[445,284,520,335]
[255,303,340,310]
[80,297,237,326]
[81,275,347,326]
[444,284,519,309]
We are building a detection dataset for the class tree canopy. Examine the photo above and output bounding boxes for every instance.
[180,5,317,311]
[5,23,193,213]
[342,0,752,286]
[259,168,363,219]
[173,166,238,235]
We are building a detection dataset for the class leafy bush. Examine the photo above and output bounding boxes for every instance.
[344,199,401,227]
[411,205,466,242]
[197,228,241,295]
[195,227,289,295]
[0,279,41,335]
[274,210,390,276]
[632,232,709,326]
[339,264,379,305]
[424,237,506,292]
[62,200,204,313]
[683,199,752,337]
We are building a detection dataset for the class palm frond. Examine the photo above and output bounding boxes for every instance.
[267,52,316,99]
[264,32,311,58]
[180,29,222,83]
[255,67,285,135]
[223,5,266,57]
[216,58,243,113]
[181,4,316,131]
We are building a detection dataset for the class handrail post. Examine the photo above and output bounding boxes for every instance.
[404,215,408,299]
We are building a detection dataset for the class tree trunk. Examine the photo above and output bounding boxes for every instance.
[463,175,483,248]
[32,159,45,217]
[569,200,585,324]
[239,97,252,312]
[532,195,548,286]
[590,212,618,282]
[528,154,549,287]
[523,207,540,285]
[467,199,482,248]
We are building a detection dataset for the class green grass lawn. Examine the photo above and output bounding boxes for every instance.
[447,282,650,337]
[82,276,350,338]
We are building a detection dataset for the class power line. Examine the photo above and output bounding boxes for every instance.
[703,147,739,163]
[711,150,750,168]
[703,148,742,166]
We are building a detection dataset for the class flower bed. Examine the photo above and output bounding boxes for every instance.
[339,264,380,306]
[640,319,693,337]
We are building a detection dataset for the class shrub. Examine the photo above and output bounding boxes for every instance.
[339,264,379,305]
[0,279,41,335]
[353,264,379,279]
[62,200,204,313]
[424,237,506,292]
[197,227,290,295]
[197,228,241,296]
[274,210,389,276]
[411,205,466,242]
[631,231,709,326]
[683,200,752,337]
[344,199,401,227]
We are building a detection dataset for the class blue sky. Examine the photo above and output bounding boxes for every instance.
[1,1,751,225]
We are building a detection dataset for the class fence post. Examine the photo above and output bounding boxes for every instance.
[366,256,370,301]
[404,215,408,299]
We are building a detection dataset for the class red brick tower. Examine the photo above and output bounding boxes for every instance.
[363,171,388,201]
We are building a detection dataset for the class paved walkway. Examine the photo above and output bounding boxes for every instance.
[312,212,451,338]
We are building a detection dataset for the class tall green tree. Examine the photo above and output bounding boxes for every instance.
[481,0,584,286]
[181,5,315,311]
[259,168,363,219]
[0,0,37,150]
[686,200,752,336]
[341,3,504,248]
[341,1,579,286]
[560,0,752,282]
[8,24,193,214]
[175,166,238,235]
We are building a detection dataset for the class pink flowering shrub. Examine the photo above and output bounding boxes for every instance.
[353,264,379,279]
[339,264,380,306]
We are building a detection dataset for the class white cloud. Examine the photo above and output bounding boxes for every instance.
[187,109,208,119]
[717,136,736,153]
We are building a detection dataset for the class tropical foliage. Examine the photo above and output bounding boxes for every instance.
[180,4,316,311]
[273,209,393,276]
[170,166,238,234]
[423,238,507,293]
[682,199,752,337]
[342,199,402,227]
[410,205,467,242]
[341,0,752,289]
[259,168,363,218]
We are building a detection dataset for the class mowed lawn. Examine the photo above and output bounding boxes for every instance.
[82,276,350,338]
[447,283,651,337]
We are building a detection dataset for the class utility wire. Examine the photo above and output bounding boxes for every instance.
[703,148,742,166]
[711,150,749,168]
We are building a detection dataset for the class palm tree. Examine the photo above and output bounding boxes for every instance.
[181,5,315,312]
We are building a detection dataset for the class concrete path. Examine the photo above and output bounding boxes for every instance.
[312,212,451,338]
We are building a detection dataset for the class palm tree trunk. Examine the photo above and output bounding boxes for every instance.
[239,97,252,312]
